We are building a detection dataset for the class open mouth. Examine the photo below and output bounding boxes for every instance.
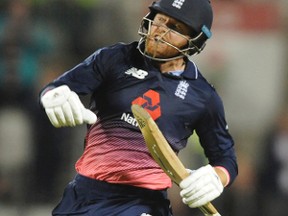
[154,36,162,42]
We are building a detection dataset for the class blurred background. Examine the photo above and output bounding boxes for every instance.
[0,0,287,215]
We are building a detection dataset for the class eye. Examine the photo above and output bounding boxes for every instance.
[169,24,181,32]
[168,23,186,35]
[155,16,166,24]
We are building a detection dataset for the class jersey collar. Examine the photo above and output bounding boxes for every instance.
[181,60,199,80]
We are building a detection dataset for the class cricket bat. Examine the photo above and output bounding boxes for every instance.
[131,104,221,216]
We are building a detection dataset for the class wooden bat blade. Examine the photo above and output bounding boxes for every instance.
[131,104,221,216]
[131,104,188,184]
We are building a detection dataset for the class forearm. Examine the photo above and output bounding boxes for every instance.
[214,166,230,187]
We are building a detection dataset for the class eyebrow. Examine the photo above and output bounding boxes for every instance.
[157,14,178,23]
[156,14,192,36]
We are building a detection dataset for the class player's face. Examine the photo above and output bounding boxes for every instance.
[145,13,191,59]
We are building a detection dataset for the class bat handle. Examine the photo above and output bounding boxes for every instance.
[199,202,221,216]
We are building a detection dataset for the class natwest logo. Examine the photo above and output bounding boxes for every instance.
[132,90,161,120]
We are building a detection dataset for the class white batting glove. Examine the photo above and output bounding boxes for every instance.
[179,165,223,208]
[41,85,97,128]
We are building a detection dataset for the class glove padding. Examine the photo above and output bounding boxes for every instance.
[41,85,97,128]
[179,164,224,208]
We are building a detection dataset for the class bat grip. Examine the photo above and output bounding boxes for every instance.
[199,203,221,216]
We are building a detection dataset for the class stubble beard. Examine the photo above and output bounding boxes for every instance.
[145,37,164,58]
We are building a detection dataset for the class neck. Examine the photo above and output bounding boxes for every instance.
[155,58,186,73]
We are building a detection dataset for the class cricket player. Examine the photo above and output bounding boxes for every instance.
[40,0,238,215]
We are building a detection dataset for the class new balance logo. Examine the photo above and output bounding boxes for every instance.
[125,67,148,79]
[172,0,185,9]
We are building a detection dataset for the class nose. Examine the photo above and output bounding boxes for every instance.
[152,22,170,35]
[156,25,168,35]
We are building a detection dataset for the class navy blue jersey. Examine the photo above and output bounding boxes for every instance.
[41,41,237,188]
